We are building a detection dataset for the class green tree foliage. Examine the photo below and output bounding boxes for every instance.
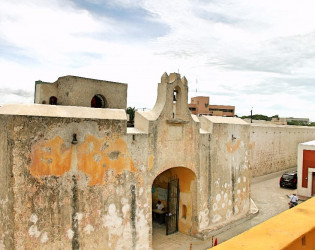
[126,107,136,127]
[240,113,314,126]
[241,114,277,121]
[287,121,309,126]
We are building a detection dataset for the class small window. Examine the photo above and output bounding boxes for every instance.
[91,94,107,108]
[49,96,57,105]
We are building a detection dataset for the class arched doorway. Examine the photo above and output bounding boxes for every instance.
[91,94,107,108]
[152,167,197,239]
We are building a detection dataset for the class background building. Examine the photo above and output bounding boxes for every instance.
[285,117,310,125]
[35,76,127,109]
[297,140,315,198]
[188,96,235,117]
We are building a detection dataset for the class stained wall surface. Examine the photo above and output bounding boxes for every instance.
[0,116,14,249]
[199,116,250,238]
[249,124,315,177]
[0,106,148,249]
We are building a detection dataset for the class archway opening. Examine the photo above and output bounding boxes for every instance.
[49,96,57,105]
[152,167,196,242]
[91,94,107,108]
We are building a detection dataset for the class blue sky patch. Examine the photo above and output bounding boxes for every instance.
[0,40,38,65]
[72,0,169,40]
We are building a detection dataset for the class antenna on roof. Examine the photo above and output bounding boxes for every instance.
[195,78,198,97]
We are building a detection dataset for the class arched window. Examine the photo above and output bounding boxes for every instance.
[49,96,57,105]
[91,94,107,108]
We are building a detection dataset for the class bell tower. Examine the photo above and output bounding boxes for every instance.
[152,72,191,123]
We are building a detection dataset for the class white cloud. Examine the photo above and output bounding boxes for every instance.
[0,0,315,121]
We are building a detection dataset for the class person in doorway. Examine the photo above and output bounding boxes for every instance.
[156,200,164,211]
[289,193,298,208]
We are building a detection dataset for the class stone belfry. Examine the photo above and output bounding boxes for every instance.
[151,72,192,122]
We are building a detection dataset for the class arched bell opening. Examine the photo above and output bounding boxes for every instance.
[172,86,182,119]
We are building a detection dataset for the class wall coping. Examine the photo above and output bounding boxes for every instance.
[0,104,127,120]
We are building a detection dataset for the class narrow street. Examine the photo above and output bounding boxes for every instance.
[153,168,299,250]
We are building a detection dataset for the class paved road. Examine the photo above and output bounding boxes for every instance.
[153,168,299,250]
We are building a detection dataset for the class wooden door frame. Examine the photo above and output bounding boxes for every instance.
[166,176,179,235]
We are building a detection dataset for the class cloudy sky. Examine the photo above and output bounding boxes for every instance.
[1,0,315,120]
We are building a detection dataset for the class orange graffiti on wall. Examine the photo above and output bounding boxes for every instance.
[76,135,135,186]
[30,136,72,177]
[30,135,135,186]
[148,155,154,171]
[227,139,241,153]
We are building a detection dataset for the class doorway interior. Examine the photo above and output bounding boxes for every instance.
[151,167,196,238]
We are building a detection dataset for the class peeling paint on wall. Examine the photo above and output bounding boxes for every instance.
[30,134,135,186]
[30,136,72,178]
[77,136,135,186]
[148,155,154,171]
[227,139,241,153]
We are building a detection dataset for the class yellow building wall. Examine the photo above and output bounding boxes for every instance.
[213,197,315,249]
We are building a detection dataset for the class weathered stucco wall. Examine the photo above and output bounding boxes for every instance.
[199,117,250,237]
[0,116,14,249]
[35,82,58,104]
[250,124,315,177]
[0,108,153,250]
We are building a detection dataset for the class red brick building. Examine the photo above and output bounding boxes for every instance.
[188,96,235,117]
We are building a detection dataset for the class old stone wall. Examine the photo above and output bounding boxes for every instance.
[199,116,250,237]
[250,124,315,177]
[0,108,153,250]
[34,82,57,104]
[0,116,14,249]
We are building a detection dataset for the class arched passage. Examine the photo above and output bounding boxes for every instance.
[152,167,197,238]
[91,94,107,108]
